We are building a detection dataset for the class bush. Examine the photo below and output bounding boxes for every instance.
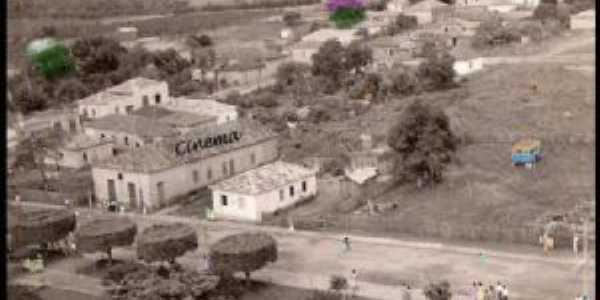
[12,207,76,249]
[533,3,571,28]
[136,223,198,264]
[472,18,521,49]
[329,275,348,291]
[387,101,458,186]
[255,92,279,108]
[417,51,456,91]
[209,232,277,283]
[387,66,420,96]
[423,281,452,300]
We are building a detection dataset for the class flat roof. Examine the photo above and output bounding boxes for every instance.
[167,98,238,116]
[158,111,217,127]
[210,161,316,195]
[85,114,179,138]
[62,134,114,151]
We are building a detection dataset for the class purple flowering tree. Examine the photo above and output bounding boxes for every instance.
[326,0,366,29]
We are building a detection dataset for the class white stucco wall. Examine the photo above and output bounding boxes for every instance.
[212,191,261,222]
[453,58,484,76]
[92,138,279,212]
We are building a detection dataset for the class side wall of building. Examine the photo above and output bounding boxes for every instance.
[212,190,260,222]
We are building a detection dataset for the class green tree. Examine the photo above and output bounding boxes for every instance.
[533,3,571,28]
[387,101,457,186]
[12,207,76,250]
[53,78,91,106]
[344,40,373,74]
[311,39,348,93]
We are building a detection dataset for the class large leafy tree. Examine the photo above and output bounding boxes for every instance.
[311,39,348,93]
[387,101,457,186]
[386,14,418,36]
[137,223,198,265]
[11,207,76,250]
[417,50,456,91]
[71,36,127,75]
[76,216,137,264]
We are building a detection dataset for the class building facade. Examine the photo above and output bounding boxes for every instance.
[90,120,279,212]
[45,134,116,169]
[19,108,82,137]
[210,161,318,222]
[78,77,170,120]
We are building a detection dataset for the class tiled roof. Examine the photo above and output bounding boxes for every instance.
[132,106,175,119]
[167,98,237,117]
[92,119,278,173]
[210,161,316,195]
[79,77,164,106]
[85,114,178,138]
[63,134,113,151]
[158,112,217,127]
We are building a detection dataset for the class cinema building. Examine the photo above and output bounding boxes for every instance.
[90,119,279,212]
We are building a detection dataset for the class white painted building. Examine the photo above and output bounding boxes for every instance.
[44,134,116,169]
[78,77,171,120]
[571,9,595,30]
[166,97,239,124]
[84,114,179,149]
[210,161,317,222]
[511,0,540,8]
[405,0,449,24]
[386,0,408,12]
[90,120,279,212]
[453,57,484,76]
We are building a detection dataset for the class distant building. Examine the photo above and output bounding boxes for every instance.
[78,77,170,120]
[405,0,449,24]
[386,0,408,12]
[90,120,279,212]
[158,111,218,134]
[115,27,138,42]
[369,35,419,69]
[210,161,317,222]
[19,108,82,137]
[300,28,361,46]
[44,134,115,169]
[84,114,179,148]
[571,9,595,30]
[166,97,239,124]
[453,57,484,76]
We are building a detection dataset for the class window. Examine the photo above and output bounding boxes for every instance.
[155,93,161,104]
[250,153,256,165]
[302,181,307,192]
[69,119,77,132]
[207,168,213,180]
[83,152,88,162]
[135,143,140,148]
[222,162,228,176]
[124,136,129,145]
[229,159,235,174]
[279,189,284,201]
[221,195,228,206]
[100,133,105,138]
[289,186,295,197]
[193,170,199,183]
[118,173,123,180]
[112,148,118,156]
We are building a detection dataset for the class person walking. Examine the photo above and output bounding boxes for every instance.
[494,282,503,300]
[401,285,412,300]
[350,269,359,298]
[343,236,351,252]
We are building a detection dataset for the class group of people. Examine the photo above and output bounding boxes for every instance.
[472,281,509,300]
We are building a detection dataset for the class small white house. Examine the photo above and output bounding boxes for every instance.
[78,77,171,120]
[453,57,484,76]
[210,161,318,222]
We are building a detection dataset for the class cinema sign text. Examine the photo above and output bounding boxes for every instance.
[175,131,242,156]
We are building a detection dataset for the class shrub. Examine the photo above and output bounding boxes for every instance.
[533,3,571,28]
[312,39,348,92]
[423,280,452,300]
[12,207,76,249]
[255,92,279,108]
[75,216,137,264]
[472,18,521,49]
[387,101,458,186]
[417,51,456,91]
[387,66,420,96]
[345,40,373,74]
[329,275,348,291]
[209,232,277,284]
[137,223,198,265]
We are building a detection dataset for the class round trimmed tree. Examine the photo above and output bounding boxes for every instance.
[75,216,137,264]
[209,232,277,284]
[11,206,76,250]
[137,223,198,265]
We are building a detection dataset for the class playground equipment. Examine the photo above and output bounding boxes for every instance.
[511,139,542,168]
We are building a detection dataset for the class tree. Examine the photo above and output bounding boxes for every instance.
[11,207,76,250]
[283,11,302,27]
[275,62,311,101]
[423,281,452,300]
[387,101,457,186]
[416,50,456,91]
[152,49,191,77]
[137,223,198,265]
[53,78,91,106]
[209,232,277,284]
[186,34,213,49]
[75,216,137,264]
[191,47,217,80]
[472,18,520,49]
[533,3,571,28]
[344,40,373,74]
[70,36,126,75]
[311,39,348,93]
[387,65,420,96]
[386,14,418,36]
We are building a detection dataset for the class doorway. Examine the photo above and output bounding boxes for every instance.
[107,179,117,208]
[128,182,137,210]
[156,182,165,207]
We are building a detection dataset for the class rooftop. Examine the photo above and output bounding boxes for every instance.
[210,161,316,195]
[79,77,165,106]
[62,133,114,151]
[132,106,175,119]
[85,114,179,138]
[92,119,278,173]
[158,111,217,127]
[406,0,448,12]
[167,98,238,116]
